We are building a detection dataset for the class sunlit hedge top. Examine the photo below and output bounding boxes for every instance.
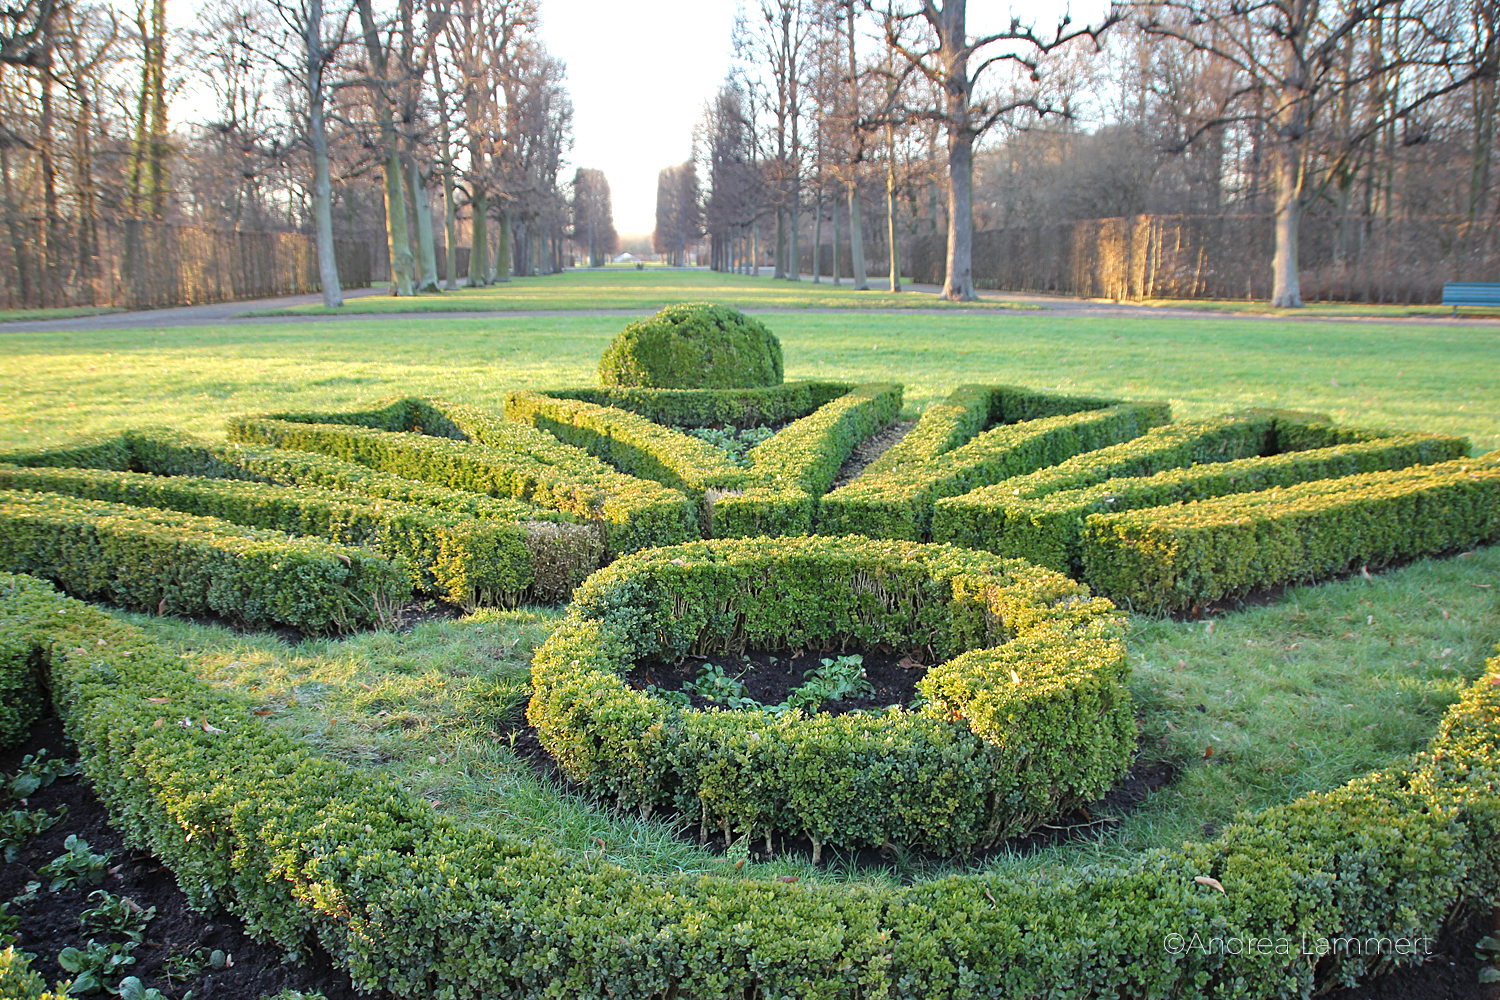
[598,303,784,389]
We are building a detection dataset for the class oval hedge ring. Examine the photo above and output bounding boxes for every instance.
[528,535,1136,858]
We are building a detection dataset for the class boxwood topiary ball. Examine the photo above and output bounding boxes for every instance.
[599,303,784,389]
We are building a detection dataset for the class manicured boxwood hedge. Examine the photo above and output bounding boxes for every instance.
[0,493,407,632]
[710,383,903,538]
[504,391,748,496]
[540,381,852,428]
[2,572,1496,998]
[1083,455,1500,610]
[0,430,604,604]
[819,402,1173,540]
[861,383,1126,479]
[935,429,1471,572]
[598,303,784,389]
[0,464,598,607]
[227,413,697,558]
[528,536,1134,858]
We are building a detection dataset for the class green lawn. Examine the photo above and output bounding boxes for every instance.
[240,269,1036,315]
[2,268,1497,889]
[2,310,1495,453]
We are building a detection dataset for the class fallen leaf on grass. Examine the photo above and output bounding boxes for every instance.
[157,598,167,615]
[146,697,169,705]
[896,656,924,670]
[1194,876,1226,894]
[1203,745,1214,759]
[1338,632,1356,639]
[776,875,798,884]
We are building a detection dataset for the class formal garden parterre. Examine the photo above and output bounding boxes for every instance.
[0,302,1496,999]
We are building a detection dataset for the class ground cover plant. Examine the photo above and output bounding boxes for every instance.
[0,271,1496,998]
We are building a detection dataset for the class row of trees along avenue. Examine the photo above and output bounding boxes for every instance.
[693,0,1497,305]
[1,0,620,308]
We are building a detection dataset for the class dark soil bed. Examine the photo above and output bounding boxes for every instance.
[1,715,381,1000]
[623,646,924,715]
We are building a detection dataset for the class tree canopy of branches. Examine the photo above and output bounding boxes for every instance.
[1133,0,1495,306]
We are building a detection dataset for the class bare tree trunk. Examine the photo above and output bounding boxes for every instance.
[37,9,59,306]
[774,208,786,278]
[495,208,512,281]
[812,187,822,282]
[1270,142,1304,307]
[752,215,760,276]
[357,0,414,295]
[831,192,841,284]
[943,127,975,299]
[469,184,489,286]
[845,0,868,290]
[304,0,343,307]
[407,153,440,291]
[788,199,800,280]
[885,142,901,292]
[69,22,98,305]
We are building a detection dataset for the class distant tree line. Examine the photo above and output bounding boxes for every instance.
[1,0,621,309]
[689,0,1498,306]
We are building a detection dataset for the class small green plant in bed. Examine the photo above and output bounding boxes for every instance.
[79,891,155,944]
[38,835,111,892]
[685,425,775,467]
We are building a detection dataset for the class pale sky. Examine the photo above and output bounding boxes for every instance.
[538,0,738,235]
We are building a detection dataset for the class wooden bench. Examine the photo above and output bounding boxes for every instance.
[1442,282,1500,316]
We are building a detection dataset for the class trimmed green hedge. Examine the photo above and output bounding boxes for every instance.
[3,573,1497,997]
[935,429,1471,572]
[227,414,698,558]
[0,493,407,632]
[598,303,784,389]
[0,464,600,607]
[541,381,851,429]
[0,430,602,604]
[709,383,903,538]
[819,402,1173,541]
[862,383,1126,478]
[1083,455,1500,610]
[530,536,1133,858]
[504,391,748,496]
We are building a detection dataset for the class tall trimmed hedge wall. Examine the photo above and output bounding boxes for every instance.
[2,573,1497,999]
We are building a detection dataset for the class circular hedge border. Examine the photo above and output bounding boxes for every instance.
[527,535,1135,857]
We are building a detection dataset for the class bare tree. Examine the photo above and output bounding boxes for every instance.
[881,1,1120,300]
[570,166,617,266]
[1136,0,1490,306]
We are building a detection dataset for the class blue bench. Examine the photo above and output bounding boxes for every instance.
[1442,282,1500,316]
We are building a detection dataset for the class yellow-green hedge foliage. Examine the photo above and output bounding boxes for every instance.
[0,492,407,632]
[819,402,1173,540]
[0,464,601,607]
[935,429,1470,572]
[539,381,852,428]
[227,413,697,557]
[710,383,903,538]
[528,536,1133,857]
[1,574,1497,997]
[1082,455,1500,610]
[598,303,784,389]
